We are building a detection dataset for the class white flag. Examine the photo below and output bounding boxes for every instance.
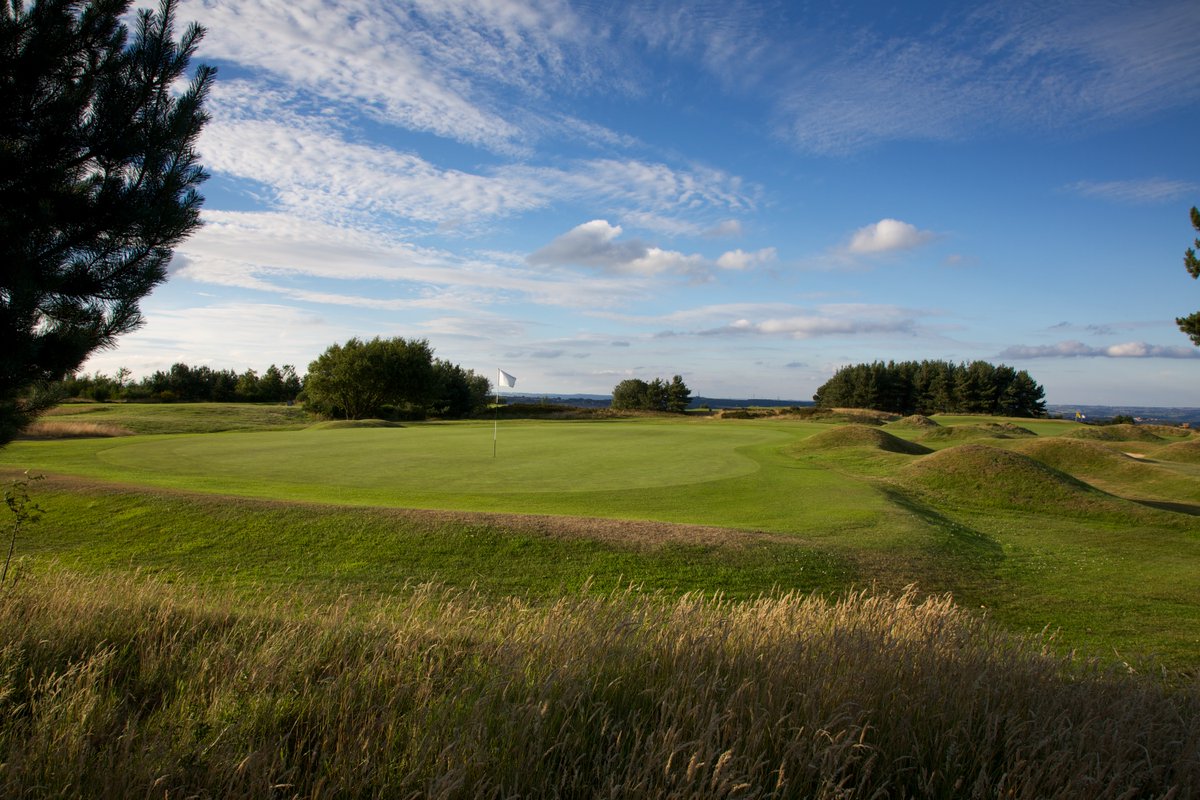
[498,369,517,388]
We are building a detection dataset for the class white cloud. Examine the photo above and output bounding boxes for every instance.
[715,247,776,270]
[701,304,918,339]
[999,340,1200,359]
[846,219,936,255]
[1064,178,1199,204]
[82,302,341,378]
[176,211,645,311]
[527,220,707,277]
[185,0,604,152]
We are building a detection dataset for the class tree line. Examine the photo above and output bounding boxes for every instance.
[813,360,1046,417]
[64,364,303,404]
[611,376,692,413]
[60,337,492,420]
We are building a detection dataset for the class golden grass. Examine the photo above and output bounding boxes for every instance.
[17,421,134,439]
[0,572,1195,798]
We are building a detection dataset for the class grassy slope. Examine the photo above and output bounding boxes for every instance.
[2,404,1199,667]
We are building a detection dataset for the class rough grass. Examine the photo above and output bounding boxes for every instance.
[896,444,1125,515]
[920,422,1035,443]
[796,424,932,455]
[0,571,1195,799]
[884,414,940,430]
[1062,424,1186,443]
[17,421,134,439]
[30,402,313,435]
[1159,439,1200,464]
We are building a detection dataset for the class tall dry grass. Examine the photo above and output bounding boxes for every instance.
[17,421,133,439]
[0,573,1195,798]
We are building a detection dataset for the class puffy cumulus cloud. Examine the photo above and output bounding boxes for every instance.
[846,219,936,255]
[527,220,707,277]
[716,247,776,270]
[998,341,1200,359]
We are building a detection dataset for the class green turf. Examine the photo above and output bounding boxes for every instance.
[3,406,1199,668]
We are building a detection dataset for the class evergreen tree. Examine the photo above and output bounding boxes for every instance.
[1178,206,1200,346]
[0,0,214,445]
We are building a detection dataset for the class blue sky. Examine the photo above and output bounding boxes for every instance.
[91,0,1200,405]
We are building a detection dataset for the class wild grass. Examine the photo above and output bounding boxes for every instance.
[17,420,135,439]
[34,402,312,435]
[0,571,1196,799]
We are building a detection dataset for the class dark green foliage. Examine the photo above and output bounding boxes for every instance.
[0,0,214,446]
[814,360,1046,417]
[429,359,491,418]
[304,337,435,420]
[611,375,691,413]
[1177,206,1200,346]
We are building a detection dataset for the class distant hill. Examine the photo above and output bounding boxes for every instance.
[1046,405,1200,427]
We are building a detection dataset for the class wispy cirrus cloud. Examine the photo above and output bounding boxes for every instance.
[999,340,1200,359]
[183,0,606,152]
[762,1,1200,153]
[1063,178,1199,204]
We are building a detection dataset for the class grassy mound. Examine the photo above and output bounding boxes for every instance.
[1014,437,1142,475]
[800,424,931,455]
[2,572,1195,799]
[885,414,940,430]
[1063,424,1168,443]
[1157,439,1200,464]
[920,422,1034,443]
[307,418,404,429]
[898,444,1115,513]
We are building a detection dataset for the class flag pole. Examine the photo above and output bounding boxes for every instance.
[493,381,499,458]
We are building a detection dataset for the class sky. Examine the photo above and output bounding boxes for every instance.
[89,0,1200,405]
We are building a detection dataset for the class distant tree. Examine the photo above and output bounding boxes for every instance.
[304,337,434,420]
[666,375,692,413]
[611,376,691,413]
[0,0,214,446]
[1177,206,1200,346]
[814,360,1045,417]
[429,360,490,418]
[611,379,650,411]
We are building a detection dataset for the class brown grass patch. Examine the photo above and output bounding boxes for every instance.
[18,421,134,439]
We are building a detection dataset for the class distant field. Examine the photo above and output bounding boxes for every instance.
[2,403,1199,667]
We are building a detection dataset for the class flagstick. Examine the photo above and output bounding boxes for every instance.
[493,387,499,458]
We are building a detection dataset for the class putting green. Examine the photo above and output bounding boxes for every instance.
[9,420,785,493]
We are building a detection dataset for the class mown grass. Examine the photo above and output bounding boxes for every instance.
[2,406,1199,667]
[0,571,1195,799]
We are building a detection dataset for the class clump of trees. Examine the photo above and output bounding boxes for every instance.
[304,337,489,420]
[0,0,214,447]
[813,360,1046,418]
[611,376,692,413]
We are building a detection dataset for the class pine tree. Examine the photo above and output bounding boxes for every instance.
[1177,206,1200,346]
[0,0,214,445]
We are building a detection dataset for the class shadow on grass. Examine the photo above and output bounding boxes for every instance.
[1132,498,1200,517]
[879,486,1006,564]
